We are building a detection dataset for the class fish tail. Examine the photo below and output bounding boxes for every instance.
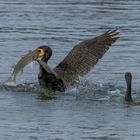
[4,76,17,86]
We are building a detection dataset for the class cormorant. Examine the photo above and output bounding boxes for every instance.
[35,29,119,91]
[124,72,140,105]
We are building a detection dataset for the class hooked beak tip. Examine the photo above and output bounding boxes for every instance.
[33,48,45,60]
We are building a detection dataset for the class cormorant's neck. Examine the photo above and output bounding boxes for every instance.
[38,46,52,80]
[125,79,133,102]
[41,55,48,63]
[39,54,50,75]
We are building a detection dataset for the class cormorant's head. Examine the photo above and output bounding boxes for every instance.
[125,72,132,84]
[35,45,52,61]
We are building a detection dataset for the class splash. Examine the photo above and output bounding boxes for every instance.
[65,79,124,102]
[0,79,127,101]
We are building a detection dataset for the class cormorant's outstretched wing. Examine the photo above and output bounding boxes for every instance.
[53,29,119,85]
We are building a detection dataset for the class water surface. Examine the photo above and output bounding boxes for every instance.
[0,0,140,140]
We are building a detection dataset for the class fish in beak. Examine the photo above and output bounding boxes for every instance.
[5,48,45,85]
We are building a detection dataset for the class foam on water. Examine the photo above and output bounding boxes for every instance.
[1,79,124,102]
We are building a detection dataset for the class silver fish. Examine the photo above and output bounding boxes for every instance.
[5,49,39,86]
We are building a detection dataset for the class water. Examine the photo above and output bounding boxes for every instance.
[0,0,140,139]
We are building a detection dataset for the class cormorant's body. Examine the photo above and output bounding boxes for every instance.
[38,71,65,92]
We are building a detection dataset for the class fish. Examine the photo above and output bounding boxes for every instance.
[5,50,39,86]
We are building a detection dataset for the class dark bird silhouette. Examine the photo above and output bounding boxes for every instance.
[36,29,119,91]
[124,72,140,105]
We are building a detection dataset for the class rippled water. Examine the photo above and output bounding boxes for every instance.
[0,0,140,139]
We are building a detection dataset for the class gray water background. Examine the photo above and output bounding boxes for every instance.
[0,0,140,140]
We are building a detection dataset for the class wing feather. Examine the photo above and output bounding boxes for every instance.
[54,29,119,85]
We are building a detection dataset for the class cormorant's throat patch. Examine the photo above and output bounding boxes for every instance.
[38,49,45,57]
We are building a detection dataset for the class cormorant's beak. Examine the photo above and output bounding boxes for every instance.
[33,48,45,60]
